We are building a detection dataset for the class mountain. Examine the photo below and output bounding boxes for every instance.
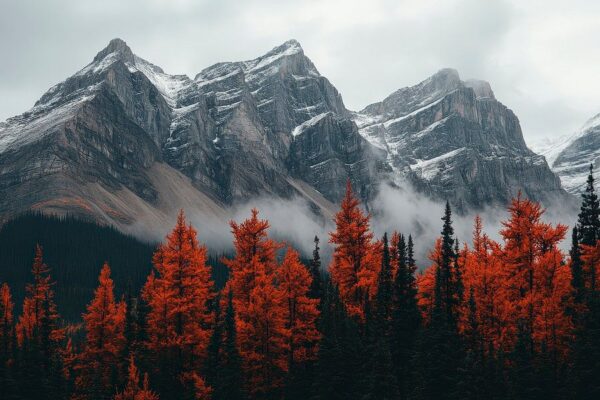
[353,68,569,211]
[539,113,600,194]
[0,39,570,234]
[0,38,370,232]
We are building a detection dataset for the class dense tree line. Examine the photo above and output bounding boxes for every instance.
[0,213,229,320]
[1,172,600,399]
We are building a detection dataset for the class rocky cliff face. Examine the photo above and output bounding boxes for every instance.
[354,69,568,211]
[0,39,571,232]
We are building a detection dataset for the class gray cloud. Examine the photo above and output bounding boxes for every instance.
[1,0,600,143]
[128,181,577,269]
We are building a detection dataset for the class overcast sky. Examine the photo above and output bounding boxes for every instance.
[1,0,599,145]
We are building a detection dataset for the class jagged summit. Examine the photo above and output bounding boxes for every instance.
[268,39,303,54]
[353,67,565,209]
[93,38,135,64]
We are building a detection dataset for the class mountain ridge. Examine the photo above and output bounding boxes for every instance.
[0,38,573,234]
[538,112,600,194]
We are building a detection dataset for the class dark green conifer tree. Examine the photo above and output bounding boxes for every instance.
[390,233,420,398]
[309,236,323,301]
[577,164,600,246]
[570,165,600,399]
[211,290,245,400]
[312,279,364,400]
[362,233,399,399]
[412,202,464,400]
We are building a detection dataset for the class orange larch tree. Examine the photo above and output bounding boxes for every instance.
[0,282,13,364]
[16,245,62,346]
[579,241,600,292]
[416,240,439,320]
[329,181,380,320]
[277,247,320,367]
[114,355,159,400]
[223,208,281,304]
[142,210,214,397]
[224,208,289,397]
[236,260,289,397]
[460,216,505,354]
[76,263,126,399]
[499,195,572,358]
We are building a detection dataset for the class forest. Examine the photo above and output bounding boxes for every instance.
[1,168,600,400]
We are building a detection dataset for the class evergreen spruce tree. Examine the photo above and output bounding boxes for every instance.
[412,202,464,400]
[577,164,600,246]
[456,288,485,400]
[570,227,584,305]
[571,165,600,398]
[509,322,538,400]
[374,233,393,328]
[362,233,399,399]
[390,233,420,398]
[312,279,364,400]
[309,236,323,301]
[210,290,245,400]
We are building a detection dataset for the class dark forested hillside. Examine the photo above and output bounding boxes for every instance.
[0,213,156,320]
[0,213,229,321]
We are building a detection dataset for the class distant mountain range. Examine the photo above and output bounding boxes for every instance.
[533,113,600,194]
[0,38,573,233]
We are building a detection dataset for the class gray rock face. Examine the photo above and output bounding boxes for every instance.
[0,39,571,231]
[354,68,569,210]
[287,112,387,203]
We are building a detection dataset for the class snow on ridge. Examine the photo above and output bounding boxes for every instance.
[243,40,303,74]
[383,97,445,129]
[410,147,466,181]
[530,133,579,167]
[581,112,600,132]
[532,111,600,168]
[0,92,94,153]
[291,112,330,137]
[130,56,192,108]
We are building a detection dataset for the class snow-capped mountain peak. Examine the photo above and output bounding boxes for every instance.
[352,68,564,209]
[542,112,600,194]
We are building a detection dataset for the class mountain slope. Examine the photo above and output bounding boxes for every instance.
[353,68,569,210]
[542,113,600,194]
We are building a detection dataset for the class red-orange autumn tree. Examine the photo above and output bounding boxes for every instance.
[142,210,214,398]
[114,355,159,400]
[329,181,381,319]
[224,208,280,303]
[579,242,600,292]
[277,247,320,367]
[75,263,126,399]
[16,245,63,346]
[223,209,288,397]
[0,283,13,363]
[416,239,440,320]
[236,260,288,396]
[460,216,506,354]
[498,195,572,357]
